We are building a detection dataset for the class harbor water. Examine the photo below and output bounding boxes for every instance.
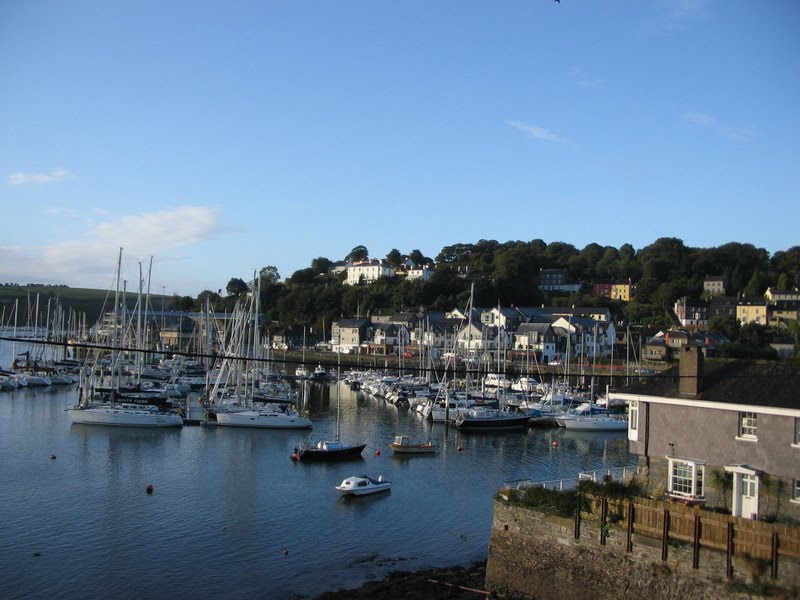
[0,352,634,599]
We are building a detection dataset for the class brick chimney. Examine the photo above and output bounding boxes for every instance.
[678,345,703,397]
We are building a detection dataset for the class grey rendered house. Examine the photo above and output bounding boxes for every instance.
[610,346,800,521]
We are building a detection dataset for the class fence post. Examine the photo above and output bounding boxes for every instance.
[661,509,670,561]
[600,497,608,546]
[771,532,779,579]
[726,522,734,578]
[692,514,701,569]
[626,501,634,553]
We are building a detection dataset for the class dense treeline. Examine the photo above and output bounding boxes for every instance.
[169,238,800,335]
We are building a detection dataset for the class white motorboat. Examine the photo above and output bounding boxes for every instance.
[335,474,391,496]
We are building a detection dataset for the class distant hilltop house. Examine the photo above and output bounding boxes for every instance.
[537,268,581,293]
[765,287,800,303]
[344,259,395,285]
[736,296,769,326]
[703,275,727,297]
[592,280,634,302]
[343,258,433,285]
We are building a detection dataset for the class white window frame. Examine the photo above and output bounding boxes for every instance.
[666,457,706,500]
[792,480,800,505]
[793,418,800,448]
[737,411,758,441]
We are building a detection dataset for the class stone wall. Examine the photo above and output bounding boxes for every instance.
[485,498,800,600]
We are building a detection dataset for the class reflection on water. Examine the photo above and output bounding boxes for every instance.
[0,380,633,600]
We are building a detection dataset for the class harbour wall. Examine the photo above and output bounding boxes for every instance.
[485,497,800,599]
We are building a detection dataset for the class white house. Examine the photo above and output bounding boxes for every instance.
[345,260,395,285]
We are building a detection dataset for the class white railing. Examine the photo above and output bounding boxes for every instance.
[506,465,639,492]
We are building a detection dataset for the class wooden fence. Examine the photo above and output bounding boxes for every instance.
[579,494,800,578]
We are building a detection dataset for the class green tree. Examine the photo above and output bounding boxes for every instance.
[226,277,249,297]
[407,249,431,265]
[708,314,740,341]
[310,257,332,275]
[259,265,280,285]
[386,249,402,267]
[346,245,369,262]
[196,290,221,309]
[169,294,195,311]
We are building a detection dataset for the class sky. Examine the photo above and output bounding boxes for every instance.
[2,0,799,297]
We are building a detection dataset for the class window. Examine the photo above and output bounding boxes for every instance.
[667,458,705,499]
[738,412,758,439]
[793,480,800,503]
[795,418,800,446]
[628,401,639,442]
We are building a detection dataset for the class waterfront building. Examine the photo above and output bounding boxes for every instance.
[612,346,800,520]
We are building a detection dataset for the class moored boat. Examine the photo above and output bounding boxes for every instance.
[388,434,436,455]
[454,407,529,431]
[335,474,391,496]
[294,440,366,461]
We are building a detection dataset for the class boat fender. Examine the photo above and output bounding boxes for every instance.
[291,453,300,461]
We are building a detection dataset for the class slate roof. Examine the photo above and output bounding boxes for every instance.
[618,359,800,410]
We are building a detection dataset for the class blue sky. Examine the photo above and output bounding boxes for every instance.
[2,0,798,296]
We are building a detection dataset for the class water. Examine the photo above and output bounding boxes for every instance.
[0,346,634,599]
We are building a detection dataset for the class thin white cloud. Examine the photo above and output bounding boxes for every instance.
[506,120,568,145]
[42,207,80,218]
[684,111,716,126]
[571,67,605,90]
[0,205,224,286]
[664,0,711,19]
[684,111,751,142]
[9,168,71,186]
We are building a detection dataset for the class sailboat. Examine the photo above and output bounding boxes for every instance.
[68,248,184,428]
[210,277,312,430]
[295,326,310,380]
[293,361,365,461]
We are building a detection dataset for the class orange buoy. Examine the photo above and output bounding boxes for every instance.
[551,441,559,448]
[145,484,154,494]
[374,449,381,456]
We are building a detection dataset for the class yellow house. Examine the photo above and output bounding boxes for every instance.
[736,297,768,325]
[611,282,633,302]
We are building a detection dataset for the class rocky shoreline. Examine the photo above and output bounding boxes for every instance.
[310,561,493,599]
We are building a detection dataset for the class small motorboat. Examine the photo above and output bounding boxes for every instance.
[335,474,391,496]
[388,435,436,455]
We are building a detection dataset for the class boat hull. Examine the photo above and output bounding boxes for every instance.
[215,410,312,429]
[389,444,437,454]
[68,407,183,427]
[298,444,366,461]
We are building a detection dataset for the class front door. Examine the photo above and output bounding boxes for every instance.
[739,474,759,519]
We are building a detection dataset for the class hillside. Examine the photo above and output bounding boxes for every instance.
[0,285,170,327]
